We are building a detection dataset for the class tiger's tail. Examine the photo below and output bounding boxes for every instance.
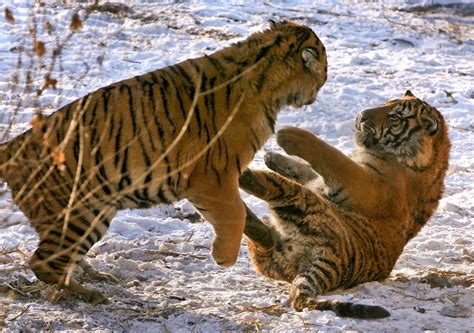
[313,299,390,319]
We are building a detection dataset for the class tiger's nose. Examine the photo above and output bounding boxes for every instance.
[360,105,391,124]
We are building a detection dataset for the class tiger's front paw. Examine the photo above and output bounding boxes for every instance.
[276,127,315,157]
[265,152,298,177]
[265,152,317,184]
[239,169,269,198]
[211,236,240,268]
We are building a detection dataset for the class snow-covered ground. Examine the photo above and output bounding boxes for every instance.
[0,1,473,331]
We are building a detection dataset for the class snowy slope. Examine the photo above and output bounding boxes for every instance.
[0,1,473,331]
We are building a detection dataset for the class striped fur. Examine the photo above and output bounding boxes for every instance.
[0,20,327,303]
[241,91,450,318]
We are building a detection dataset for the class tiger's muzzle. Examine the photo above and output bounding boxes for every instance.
[355,113,377,148]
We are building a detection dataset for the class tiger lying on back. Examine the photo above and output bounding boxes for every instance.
[0,20,327,303]
[240,91,450,319]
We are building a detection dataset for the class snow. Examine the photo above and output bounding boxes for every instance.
[1,1,473,331]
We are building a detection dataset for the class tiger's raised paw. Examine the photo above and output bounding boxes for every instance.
[264,152,317,184]
[276,127,316,157]
[239,169,269,198]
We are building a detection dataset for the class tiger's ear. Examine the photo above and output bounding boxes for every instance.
[269,20,288,30]
[404,90,415,97]
[421,110,438,135]
[302,47,319,69]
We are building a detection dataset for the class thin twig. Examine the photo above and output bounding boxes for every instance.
[7,305,31,321]
[1,282,26,296]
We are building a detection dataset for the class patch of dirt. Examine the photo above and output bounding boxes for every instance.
[170,210,204,224]
[92,2,240,40]
[400,3,474,17]
[241,303,286,317]
[94,3,133,17]
[391,269,474,289]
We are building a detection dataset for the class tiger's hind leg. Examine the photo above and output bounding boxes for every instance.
[29,204,116,304]
[289,273,324,311]
[243,204,294,283]
[30,248,108,304]
[264,152,318,185]
[243,204,275,251]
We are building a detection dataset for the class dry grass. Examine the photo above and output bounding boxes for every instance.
[1,2,101,143]
[241,303,286,317]
[384,2,473,45]
[94,2,240,40]
[391,268,474,289]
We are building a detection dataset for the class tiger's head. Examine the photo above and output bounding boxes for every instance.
[354,91,449,169]
[259,20,328,108]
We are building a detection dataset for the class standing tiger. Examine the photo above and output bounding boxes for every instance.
[0,20,327,303]
[240,91,450,319]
